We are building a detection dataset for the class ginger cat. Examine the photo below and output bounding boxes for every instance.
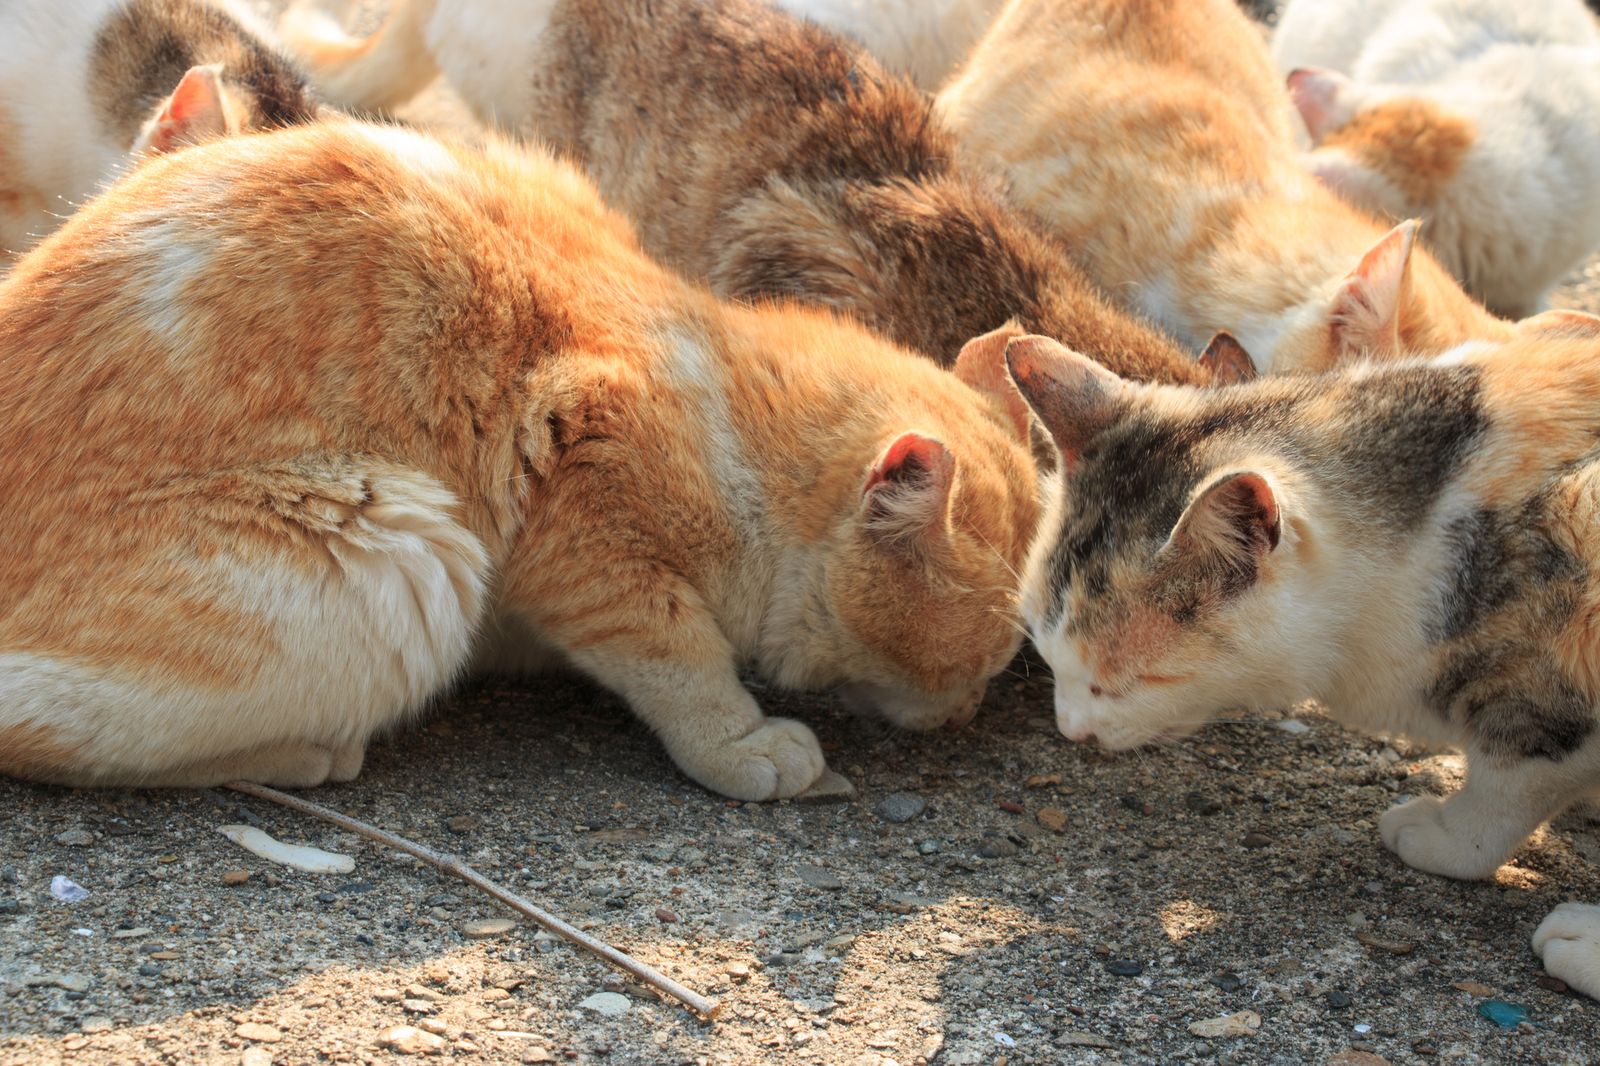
[280,0,1229,383]
[1002,317,1600,998]
[937,0,1513,375]
[0,121,1047,802]
[1274,0,1600,319]
[0,0,318,264]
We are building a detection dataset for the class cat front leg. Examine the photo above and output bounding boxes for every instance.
[1532,902,1600,1001]
[1379,754,1575,880]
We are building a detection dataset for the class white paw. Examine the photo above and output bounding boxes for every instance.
[1532,902,1600,1001]
[677,718,827,801]
[1378,796,1504,880]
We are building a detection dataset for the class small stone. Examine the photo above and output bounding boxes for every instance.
[521,1048,555,1064]
[378,1025,445,1055]
[1355,931,1415,955]
[111,927,153,939]
[874,793,925,823]
[578,992,630,1018]
[1210,972,1244,993]
[795,770,856,804]
[1325,990,1354,1009]
[1242,832,1273,849]
[824,934,857,954]
[50,974,91,993]
[234,1023,283,1043]
[1025,774,1062,789]
[976,836,1020,859]
[53,831,94,847]
[137,963,161,977]
[221,871,251,886]
[1452,981,1495,997]
[480,988,511,1002]
[1105,960,1144,977]
[461,918,516,939]
[1266,958,1304,976]
[1186,1010,1260,1039]
[1477,999,1528,1029]
[725,961,752,980]
[62,1037,89,1052]
[373,989,403,1002]
[796,865,844,891]
[402,999,438,1015]
[148,951,179,961]
[1328,1053,1392,1066]
[1036,808,1067,833]
[1536,974,1568,993]
[654,908,678,924]
[1059,1032,1117,1049]
[404,985,443,1001]
[241,1047,274,1066]
[996,800,1025,814]
[446,815,481,833]
[419,1019,448,1035]
[917,839,941,855]
[1184,792,1222,816]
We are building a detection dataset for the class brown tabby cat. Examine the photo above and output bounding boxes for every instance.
[0,121,1046,801]
[282,0,1233,383]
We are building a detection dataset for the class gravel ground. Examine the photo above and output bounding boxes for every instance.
[3,3,1599,1064]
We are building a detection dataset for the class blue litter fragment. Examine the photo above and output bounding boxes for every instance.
[1477,999,1529,1029]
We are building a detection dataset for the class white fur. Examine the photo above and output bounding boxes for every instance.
[770,0,1004,89]
[1532,903,1600,1001]
[1273,0,1600,317]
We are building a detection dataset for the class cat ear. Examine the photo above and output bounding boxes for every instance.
[954,323,1033,440]
[1330,219,1420,362]
[1287,67,1356,143]
[1166,470,1281,568]
[1516,309,1600,339]
[1199,331,1257,385]
[137,65,233,155]
[861,432,956,547]
[1003,335,1127,463]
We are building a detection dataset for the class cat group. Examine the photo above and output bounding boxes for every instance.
[0,0,1596,1001]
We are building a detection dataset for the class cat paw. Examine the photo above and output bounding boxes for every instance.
[676,718,826,801]
[1532,902,1600,1001]
[1378,796,1505,880]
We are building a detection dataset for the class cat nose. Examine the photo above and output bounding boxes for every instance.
[1088,684,1104,697]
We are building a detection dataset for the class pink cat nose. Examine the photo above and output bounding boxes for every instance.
[1089,684,1104,697]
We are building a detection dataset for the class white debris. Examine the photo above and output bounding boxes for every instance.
[1275,719,1312,735]
[49,876,89,902]
[217,825,354,874]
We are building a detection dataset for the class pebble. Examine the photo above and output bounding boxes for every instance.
[1536,975,1568,993]
[1210,972,1244,993]
[1036,808,1067,833]
[795,770,856,804]
[221,871,251,887]
[654,908,678,923]
[1242,832,1273,849]
[825,933,857,954]
[419,1019,448,1035]
[1059,1032,1118,1049]
[1025,774,1062,789]
[234,1023,283,1043]
[917,840,941,855]
[137,963,161,977]
[725,961,752,980]
[1325,990,1354,1009]
[996,800,1025,815]
[521,1048,555,1064]
[1187,1010,1260,1039]
[405,985,443,1001]
[1477,1000,1528,1029]
[378,1025,445,1055]
[53,831,94,847]
[578,992,630,1018]
[1105,960,1144,977]
[976,837,1020,859]
[0,899,20,915]
[111,927,153,940]
[402,999,438,1015]
[1184,792,1223,816]
[49,876,90,903]
[34,974,91,993]
[241,1047,274,1066]
[461,918,517,939]
[1328,1052,1392,1066]
[795,865,844,891]
[480,988,511,1002]
[1355,931,1415,955]
[446,815,481,833]
[874,793,925,823]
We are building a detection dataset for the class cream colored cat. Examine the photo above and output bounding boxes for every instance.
[937,0,1513,375]
[0,120,1049,801]
[0,0,318,264]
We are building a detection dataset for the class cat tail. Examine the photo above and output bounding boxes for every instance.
[278,0,439,113]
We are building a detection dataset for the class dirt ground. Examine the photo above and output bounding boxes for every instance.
[4,2,1600,1064]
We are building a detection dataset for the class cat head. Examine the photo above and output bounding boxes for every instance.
[1002,334,1332,749]
[1287,68,1475,229]
[794,325,1047,732]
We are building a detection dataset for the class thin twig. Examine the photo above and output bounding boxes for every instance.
[223,779,720,1019]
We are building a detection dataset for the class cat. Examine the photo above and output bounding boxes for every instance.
[0,119,1050,803]
[766,0,1004,90]
[998,316,1600,998]
[1272,0,1600,320]
[278,0,1233,385]
[0,0,319,264]
[936,0,1514,375]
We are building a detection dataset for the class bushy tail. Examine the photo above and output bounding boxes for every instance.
[278,0,440,112]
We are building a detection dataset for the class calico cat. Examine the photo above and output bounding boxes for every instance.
[0,120,1048,802]
[1273,0,1600,319]
[936,0,1513,375]
[1000,317,1600,997]
[767,0,1003,90]
[279,0,1229,384]
[0,0,318,264]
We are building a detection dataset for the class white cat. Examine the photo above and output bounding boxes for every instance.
[1272,0,1600,319]
[768,0,1004,89]
[0,0,319,264]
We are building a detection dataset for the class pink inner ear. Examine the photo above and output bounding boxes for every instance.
[1287,67,1349,143]
[1199,331,1256,385]
[1333,219,1419,359]
[865,432,950,494]
[954,324,1032,440]
[164,66,222,124]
